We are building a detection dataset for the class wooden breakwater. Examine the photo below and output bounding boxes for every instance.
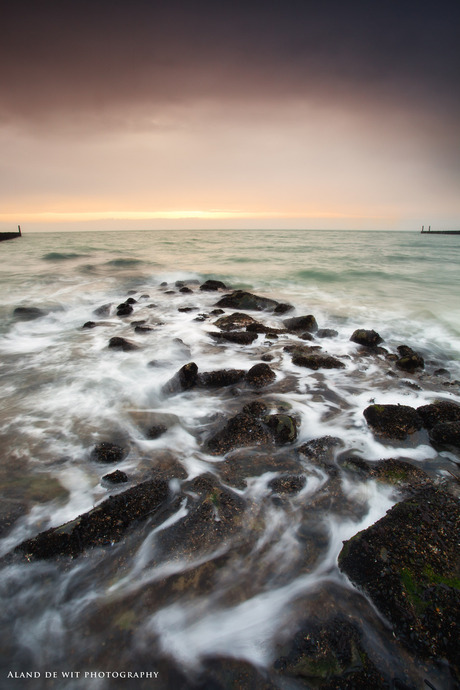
[420,225,460,235]
[0,226,22,242]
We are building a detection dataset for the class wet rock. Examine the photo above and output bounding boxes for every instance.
[116,302,134,317]
[246,322,288,335]
[214,312,258,331]
[292,353,345,370]
[317,328,339,338]
[178,306,197,313]
[261,353,274,361]
[13,306,47,320]
[268,474,306,494]
[209,331,258,345]
[215,290,279,312]
[298,436,343,474]
[102,470,128,484]
[15,479,169,560]
[369,458,432,491]
[417,400,460,429]
[242,400,268,417]
[196,656,278,690]
[146,425,168,440]
[395,345,424,372]
[108,336,139,351]
[93,303,112,316]
[265,413,298,443]
[273,302,294,314]
[363,404,423,439]
[162,362,198,395]
[300,332,315,341]
[149,452,188,481]
[198,369,246,388]
[179,286,193,293]
[350,329,383,347]
[194,313,209,322]
[274,615,385,689]
[220,449,301,489]
[245,363,276,387]
[134,325,154,333]
[210,308,225,316]
[205,412,274,455]
[429,421,460,450]
[125,297,137,304]
[283,314,318,332]
[199,279,227,291]
[82,321,97,329]
[91,442,127,464]
[338,487,460,673]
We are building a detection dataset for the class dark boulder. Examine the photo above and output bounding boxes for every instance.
[199,279,227,291]
[268,474,306,494]
[369,458,432,491]
[125,297,137,304]
[245,363,276,387]
[146,425,168,440]
[93,303,112,317]
[102,470,128,484]
[246,323,288,335]
[198,369,246,387]
[273,302,294,315]
[317,328,338,338]
[134,325,154,333]
[179,286,193,293]
[292,353,345,370]
[116,302,134,317]
[214,290,279,312]
[395,345,424,372]
[242,400,268,417]
[91,442,127,464]
[298,436,343,467]
[13,306,47,321]
[265,413,298,443]
[209,331,258,345]
[205,412,274,455]
[162,362,198,395]
[82,321,97,329]
[15,479,169,560]
[214,312,258,331]
[350,329,383,347]
[338,487,460,672]
[417,400,460,429]
[108,336,139,351]
[429,421,460,450]
[363,404,423,439]
[283,314,318,332]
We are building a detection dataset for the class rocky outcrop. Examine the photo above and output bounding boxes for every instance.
[395,345,424,372]
[363,404,423,439]
[213,312,258,330]
[350,329,383,347]
[91,442,127,464]
[245,363,276,387]
[13,306,47,320]
[283,314,318,332]
[292,352,345,370]
[214,290,280,312]
[429,421,460,450]
[162,362,198,395]
[198,369,246,387]
[209,331,258,345]
[15,479,169,560]
[417,400,460,429]
[199,279,228,291]
[338,487,460,673]
[108,336,140,351]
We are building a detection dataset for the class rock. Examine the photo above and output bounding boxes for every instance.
[317,328,338,338]
[245,363,276,387]
[134,325,154,333]
[125,297,137,304]
[292,353,345,370]
[274,615,386,688]
[369,459,431,490]
[13,306,47,320]
[298,436,343,474]
[214,312,258,331]
[91,442,127,464]
[395,345,424,372]
[261,353,274,361]
[116,302,134,317]
[350,329,383,347]
[220,449,301,489]
[242,400,268,417]
[338,487,460,672]
[179,286,193,293]
[205,412,274,455]
[15,479,169,560]
[215,290,279,312]
[265,413,298,443]
[300,332,315,341]
[199,279,227,291]
[178,306,197,313]
[82,321,97,329]
[363,404,423,439]
[283,314,318,332]
[162,362,198,395]
[269,474,306,494]
[196,657,278,690]
[273,303,294,314]
[429,421,460,450]
[209,331,258,345]
[93,303,112,316]
[102,470,128,484]
[108,336,139,351]
[146,425,168,440]
[246,323,288,335]
[417,400,460,429]
[198,369,246,387]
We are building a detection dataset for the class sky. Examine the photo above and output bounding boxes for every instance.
[1,0,459,232]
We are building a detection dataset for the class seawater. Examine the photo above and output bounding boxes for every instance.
[0,229,459,688]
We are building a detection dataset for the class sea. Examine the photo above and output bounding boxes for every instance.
[0,228,459,689]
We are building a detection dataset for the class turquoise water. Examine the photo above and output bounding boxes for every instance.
[0,228,459,687]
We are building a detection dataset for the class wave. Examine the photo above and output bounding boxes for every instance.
[105,258,145,267]
[42,252,88,261]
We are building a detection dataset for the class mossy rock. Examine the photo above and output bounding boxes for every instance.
[363,404,423,439]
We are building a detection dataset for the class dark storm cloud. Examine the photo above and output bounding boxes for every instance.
[2,0,459,130]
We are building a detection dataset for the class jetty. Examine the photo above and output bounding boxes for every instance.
[0,225,22,242]
[420,225,460,235]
